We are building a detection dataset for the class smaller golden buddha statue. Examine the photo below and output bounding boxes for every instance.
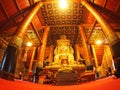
[58,59,72,72]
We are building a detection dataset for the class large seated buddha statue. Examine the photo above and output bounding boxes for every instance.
[44,36,86,85]
[45,35,85,74]
[53,35,75,66]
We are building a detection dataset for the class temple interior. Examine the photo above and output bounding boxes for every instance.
[0,0,120,85]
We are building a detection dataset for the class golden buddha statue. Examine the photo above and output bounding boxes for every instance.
[45,35,85,75]
[54,35,75,65]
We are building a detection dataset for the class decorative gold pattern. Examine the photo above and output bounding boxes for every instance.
[10,36,23,48]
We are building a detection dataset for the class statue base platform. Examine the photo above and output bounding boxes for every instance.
[43,64,86,85]
[0,71,14,81]
[44,64,85,74]
[55,70,78,85]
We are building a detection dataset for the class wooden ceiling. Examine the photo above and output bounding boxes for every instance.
[0,0,120,46]
[0,0,120,63]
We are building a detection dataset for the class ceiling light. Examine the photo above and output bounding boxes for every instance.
[96,40,102,45]
[27,42,32,47]
[59,0,68,9]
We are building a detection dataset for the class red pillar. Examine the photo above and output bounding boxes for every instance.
[37,26,50,68]
[0,2,43,81]
[81,0,120,58]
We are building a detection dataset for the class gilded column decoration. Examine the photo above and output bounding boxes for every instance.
[91,45,99,69]
[29,47,36,72]
[79,26,91,66]
[48,45,54,65]
[10,35,23,48]
[23,47,29,62]
[37,26,50,68]
[74,44,80,63]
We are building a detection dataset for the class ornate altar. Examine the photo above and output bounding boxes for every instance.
[44,35,86,85]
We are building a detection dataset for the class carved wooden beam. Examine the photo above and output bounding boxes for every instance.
[86,20,97,43]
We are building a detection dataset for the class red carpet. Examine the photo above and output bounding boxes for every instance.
[0,76,120,90]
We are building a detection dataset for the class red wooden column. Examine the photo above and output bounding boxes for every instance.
[0,2,43,81]
[74,44,80,63]
[37,26,50,68]
[80,0,120,58]
[79,26,91,66]
[91,45,99,69]
[34,26,50,83]
[48,45,54,65]
[29,47,36,72]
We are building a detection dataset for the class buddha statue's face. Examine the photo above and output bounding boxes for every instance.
[60,35,66,40]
